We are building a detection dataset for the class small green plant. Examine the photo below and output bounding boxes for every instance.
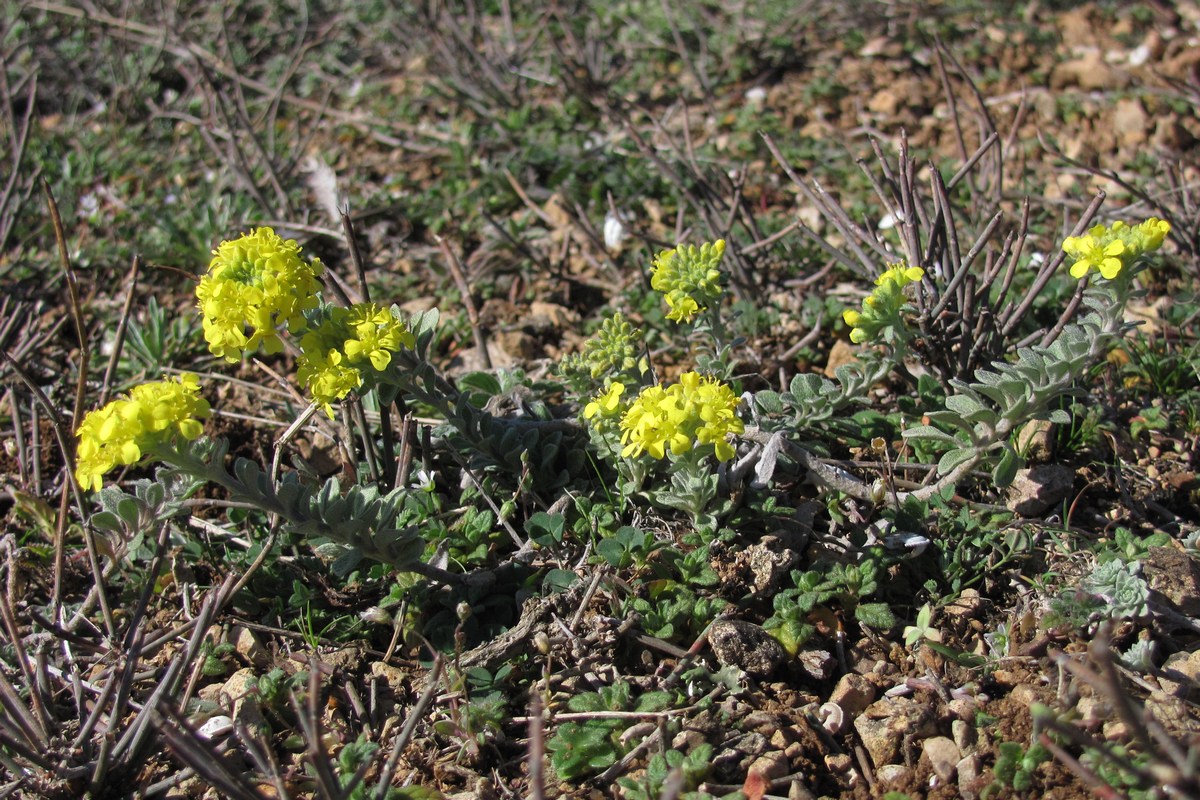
[119,296,202,381]
[546,681,678,781]
[764,556,897,655]
[982,740,1051,797]
[1044,558,1151,631]
[616,744,720,800]
[626,582,727,642]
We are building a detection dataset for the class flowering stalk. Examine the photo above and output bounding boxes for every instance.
[903,217,1171,496]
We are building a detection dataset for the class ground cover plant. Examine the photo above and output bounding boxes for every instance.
[2,1,1200,798]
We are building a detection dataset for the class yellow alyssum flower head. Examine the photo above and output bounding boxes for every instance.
[1062,217,1171,280]
[583,382,626,422]
[619,371,743,462]
[74,374,210,491]
[297,303,415,417]
[843,262,924,345]
[650,240,726,323]
[196,227,324,362]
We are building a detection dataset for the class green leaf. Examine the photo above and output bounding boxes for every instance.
[937,447,978,476]
[902,425,958,444]
[991,446,1021,487]
[525,511,565,544]
[855,602,896,630]
[542,569,580,593]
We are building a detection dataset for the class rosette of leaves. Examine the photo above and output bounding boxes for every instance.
[1080,559,1150,619]
[91,472,203,561]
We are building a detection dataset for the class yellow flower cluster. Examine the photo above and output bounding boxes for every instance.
[583,381,626,422]
[842,263,924,344]
[75,374,210,491]
[650,240,726,323]
[619,372,743,462]
[196,228,324,362]
[297,303,415,417]
[1062,217,1171,280]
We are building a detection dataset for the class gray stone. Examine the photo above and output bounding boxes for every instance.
[922,736,961,782]
[709,620,786,677]
[854,715,900,768]
[854,697,938,768]
[875,764,909,784]
[1145,547,1200,616]
[1160,649,1200,699]
[745,538,798,594]
[796,649,835,681]
[828,673,876,719]
[232,625,270,668]
[958,754,982,800]
[1006,464,1074,516]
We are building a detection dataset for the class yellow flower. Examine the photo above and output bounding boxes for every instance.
[1063,234,1126,279]
[75,374,210,491]
[583,382,626,421]
[1062,217,1171,280]
[196,227,323,362]
[619,372,742,462]
[650,240,726,323]
[297,303,414,417]
[843,262,924,345]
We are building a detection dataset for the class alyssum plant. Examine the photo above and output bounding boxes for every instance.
[73,218,1170,573]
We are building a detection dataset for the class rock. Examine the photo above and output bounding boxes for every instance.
[1009,682,1046,708]
[1146,690,1200,735]
[749,751,789,782]
[952,719,976,754]
[922,736,961,782]
[1144,547,1200,616]
[828,673,876,719]
[745,538,798,595]
[1050,51,1130,91]
[1057,7,1095,50]
[795,649,835,682]
[1152,118,1194,151]
[708,620,786,677]
[370,661,408,691]
[1006,465,1074,516]
[714,731,770,773]
[854,697,938,768]
[1159,650,1200,699]
[222,667,268,736]
[854,715,899,768]
[671,729,707,751]
[1015,420,1055,463]
[824,339,858,378]
[788,779,818,800]
[946,697,976,721]
[197,715,235,740]
[1076,695,1110,729]
[875,764,909,784]
[1103,720,1129,741]
[824,752,853,773]
[197,682,226,703]
[958,754,983,800]
[523,301,577,331]
[1111,98,1149,147]
[233,625,270,668]
[943,589,985,623]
